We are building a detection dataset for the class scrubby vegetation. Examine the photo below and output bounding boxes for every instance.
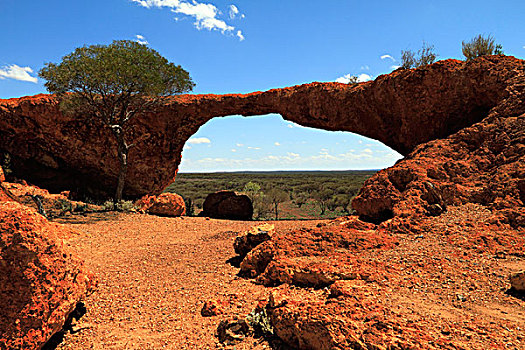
[164,171,376,220]
[462,34,504,60]
[401,42,438,69]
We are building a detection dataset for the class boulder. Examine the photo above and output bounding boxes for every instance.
[135,193,186,217]
[0,201,96,349]
[200,191,253,220]
[234,224,274,258]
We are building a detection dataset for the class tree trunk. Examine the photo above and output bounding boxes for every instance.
[274,203,278,220]
[112,126,129,209]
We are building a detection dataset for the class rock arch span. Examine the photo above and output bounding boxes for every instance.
[0,56,523,221]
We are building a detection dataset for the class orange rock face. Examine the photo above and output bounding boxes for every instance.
[1,56,522,201]
[0,201,96,349]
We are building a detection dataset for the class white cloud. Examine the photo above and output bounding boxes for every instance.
[135,34,149,45]
[132,0,244,40]
[236,143,244,147]
[231,149,237,152]
[229,5,244,19]
[274,142,281,146]
[236,30,245,41]
[391,65,401,70]
[247,146,261,150]
[180,148,403,171]
[187,137,211,144]
[335,73,373,84]
[0,64,38,83]
[361,65,370,71]
[287,124,294,128]
[381,54,395,61]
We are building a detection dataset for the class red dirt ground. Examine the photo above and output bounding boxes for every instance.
[54,213,326,349]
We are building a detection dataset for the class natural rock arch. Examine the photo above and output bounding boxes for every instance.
[0,56,523,223]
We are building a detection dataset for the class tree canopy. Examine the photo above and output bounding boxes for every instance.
[39,40,194,123]
[38,40,195,204]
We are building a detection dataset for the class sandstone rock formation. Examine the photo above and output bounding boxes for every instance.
[353,91,525,225]
[1,56,522,202]
[135,192,186,217]
[200,191,253,220]
[0,201,96,349]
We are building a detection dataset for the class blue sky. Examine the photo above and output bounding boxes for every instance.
[2,1,524,172]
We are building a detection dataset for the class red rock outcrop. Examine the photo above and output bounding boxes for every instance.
[200,191,253,220]
[239,208,525,349]
[135,192,186,217]
[0,201,96,349]
[353,59,525,225]
[1,56,522,200]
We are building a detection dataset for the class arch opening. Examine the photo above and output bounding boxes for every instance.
[166,114,402,220]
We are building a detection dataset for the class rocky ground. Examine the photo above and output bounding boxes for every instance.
[44,206,525,350]
[52,213,325,349]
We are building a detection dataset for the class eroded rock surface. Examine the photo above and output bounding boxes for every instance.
[239,208,525,349]
[1,56,522,200]
[0,201,96,350]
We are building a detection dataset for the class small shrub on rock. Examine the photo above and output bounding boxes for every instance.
[462,34,503,60]
[401,42,438,69]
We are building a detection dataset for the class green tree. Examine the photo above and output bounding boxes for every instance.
[39,40,195,206]
[293,193,307,208]
[462,34,503,60]
[266,188,289,220]
[401,42,438,69]
[334,194,352,214]
[314,188,334,215]
[243,181,261,203]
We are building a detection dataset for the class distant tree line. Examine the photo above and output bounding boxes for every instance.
[164,171,375,220]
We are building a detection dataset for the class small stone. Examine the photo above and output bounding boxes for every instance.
[201,300,223,317]
[509,271,525,292]
[216,319,250,345]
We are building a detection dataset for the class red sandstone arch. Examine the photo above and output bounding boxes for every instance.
[0,56,523,222]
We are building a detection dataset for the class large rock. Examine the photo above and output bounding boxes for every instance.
[1,56,522,199]
[135,192,186,217]
[0,201,96,349]
[200,191,253,220]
